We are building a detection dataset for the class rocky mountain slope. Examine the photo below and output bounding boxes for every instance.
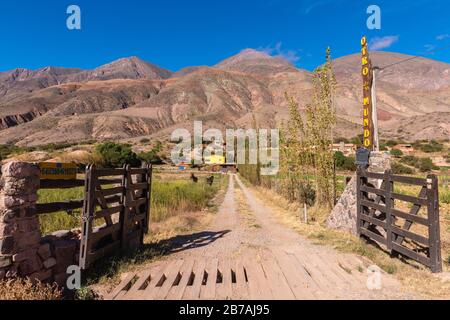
[0,49,448,146]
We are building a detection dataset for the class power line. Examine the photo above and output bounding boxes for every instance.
[374,41,450,72]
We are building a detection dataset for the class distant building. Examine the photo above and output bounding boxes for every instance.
[332,142,357,156]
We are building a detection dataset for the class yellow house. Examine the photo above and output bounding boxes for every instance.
[204,155,226,165]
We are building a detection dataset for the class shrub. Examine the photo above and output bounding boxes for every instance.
[390,149,403,157]
[418,157,438,172]
[138,150,163,165]
[95,142,140,168]
[140,138,150,144]
[298,182,316,207]
[334,152,356,171]
[386,140,399,147]
[413,140,444,153]
[400,155,420,167]
[391,162,414,175]
[0,278,62,300]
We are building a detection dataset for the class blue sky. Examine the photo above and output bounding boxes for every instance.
[0,0,449,72]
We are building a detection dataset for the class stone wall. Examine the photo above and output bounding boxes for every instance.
[326,151,391,235]
[0,162,80,287]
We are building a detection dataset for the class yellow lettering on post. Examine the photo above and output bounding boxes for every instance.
[364,108,369,116]
[361,46,367,56]
[362,56,368,66]
[363,97,370,106]
[364,139,371,147]
[363,118,369,126]
[362,67,369,76]
[361,36,367,46]
[364,129,370,138]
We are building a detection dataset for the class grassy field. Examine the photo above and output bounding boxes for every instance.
[38,172,225,235]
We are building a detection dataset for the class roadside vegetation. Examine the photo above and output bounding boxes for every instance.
[0,278,62,300]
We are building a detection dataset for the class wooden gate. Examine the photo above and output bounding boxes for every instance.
[79,164,153,269]
[356,168,442,273]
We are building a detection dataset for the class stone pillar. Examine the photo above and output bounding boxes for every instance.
[326,152,391,235]
[0,162,51,282]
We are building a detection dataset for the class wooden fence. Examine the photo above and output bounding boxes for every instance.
[37,164,153,270]
[79,164,152,269]
[356,168,442,273]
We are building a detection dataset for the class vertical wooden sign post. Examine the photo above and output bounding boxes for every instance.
[361,36,375,151]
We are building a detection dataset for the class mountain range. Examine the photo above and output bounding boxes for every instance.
[0,49,449,146]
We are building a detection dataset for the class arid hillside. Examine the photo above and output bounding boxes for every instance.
[0,50,449,146]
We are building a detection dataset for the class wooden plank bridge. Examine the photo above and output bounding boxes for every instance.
[105,246,398,300]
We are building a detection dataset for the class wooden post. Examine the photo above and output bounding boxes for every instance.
[303,203,308,224]
[356,167,362,237]
[145,164,153,235]
[384,170,393,252]
[120,164,131,250]
[427,175,442,273]
[79,164,95,270]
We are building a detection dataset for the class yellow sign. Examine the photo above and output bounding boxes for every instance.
[361,36,373,149]
[39,162,78,180]
[204,155,226,165]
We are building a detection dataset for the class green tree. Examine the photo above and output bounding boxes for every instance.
[95,142,140,168]
[390,149,403,157]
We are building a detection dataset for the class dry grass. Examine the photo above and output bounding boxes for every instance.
[0,278,62,300]
[251,185,450,299]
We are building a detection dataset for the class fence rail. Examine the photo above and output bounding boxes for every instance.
[79,164,153,269]
[356,168,442,273]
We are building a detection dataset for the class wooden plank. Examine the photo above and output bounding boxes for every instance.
[360,185,386,196]
[428,175,442,273]
[360,199,387,213]
[95,186,124,198]
[98,178,123,185]
[124,270,152,300]
[40,179,84,189]
[360,228,388,246]
[271,249,315,300]
[394,186,428,245]
[36,200,84,214]
[129,182,149,191]
[216,258,233,300]
[166,259,195,300]
[95,205,123,219]
[91,223,122,242]
[127,198,148,208]
[391,209,428,225]
[201,258,219,300]
[154,260,185,300]
[260,251,295,300]
[391,226,429,246]
[142,260,178,299]
[391,192,428,206]
[390,174,427,186]
[183,259,207,300]
[106,273,136,300]
[360,171,384,180]
[359,214,387,229]
[232,259,249,300]
[391,242,431,267]
[95,168,126,177]
[79,164,95,270]
[103,195,122,205]
[287,247,334,299]
[244,256,272,300]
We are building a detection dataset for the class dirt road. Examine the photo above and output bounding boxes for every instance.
[106,174,418,300]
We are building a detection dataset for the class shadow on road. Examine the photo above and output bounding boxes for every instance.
[159,230,231,254]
